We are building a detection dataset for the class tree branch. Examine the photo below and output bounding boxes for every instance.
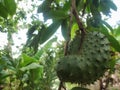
[71,0,86,52]
[71,0,85,32]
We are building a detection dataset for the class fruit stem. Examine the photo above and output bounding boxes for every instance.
[72,0,86,53]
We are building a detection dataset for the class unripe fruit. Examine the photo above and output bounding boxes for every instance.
[56,31,111,84]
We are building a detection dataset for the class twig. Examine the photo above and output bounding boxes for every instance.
[99,78,103,90]
[71,0,86,52]
[64,4,73,56]
[58,81,66,90]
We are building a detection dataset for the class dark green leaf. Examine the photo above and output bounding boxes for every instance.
[37,0,52,13]
[4,0,16,16]
[62,1,70,11]
[61,20,69,40]
[109,0,117,11]
[46,10,68,20]
[92,0,99,8]
[99,0,111,16]
[27,24,39,39]
[0,3,8,18]
[102,20,113,33]
[39,20,61,44]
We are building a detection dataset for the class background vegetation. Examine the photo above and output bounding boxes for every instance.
[0,0,120,90]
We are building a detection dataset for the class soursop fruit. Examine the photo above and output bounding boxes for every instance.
[56,31,111,84]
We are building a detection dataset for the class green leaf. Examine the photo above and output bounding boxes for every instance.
[109,0,117,11]
[113,26,120,37]
[38,1,69,21]
[30,67,43,81]
[107,35,120,52]
[34,37,57,59]
[20,63,43,71]
[4,0,16,16]
[0,3,8,18]
[109,59,116,70]
[20,53,37,67]
[61,19,69,40]
[47,10,68,20]
[62,1,70,11]
[99,26,120,52]
[102,20,113,33]
[71,23,79,39]
[27,24,39,39]
[39,20,61,44]
[0,72,11,81]
[99,0,111,16]
[37,0,52,13]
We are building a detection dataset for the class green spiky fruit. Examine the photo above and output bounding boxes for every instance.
[56,31,111,84]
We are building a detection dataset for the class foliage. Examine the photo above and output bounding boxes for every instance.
[0,0,120,90]
[0,36,64,90]
[25,0,120,53]
[0,0,16,19]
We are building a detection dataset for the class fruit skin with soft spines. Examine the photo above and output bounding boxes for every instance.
[56,31,111,84]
